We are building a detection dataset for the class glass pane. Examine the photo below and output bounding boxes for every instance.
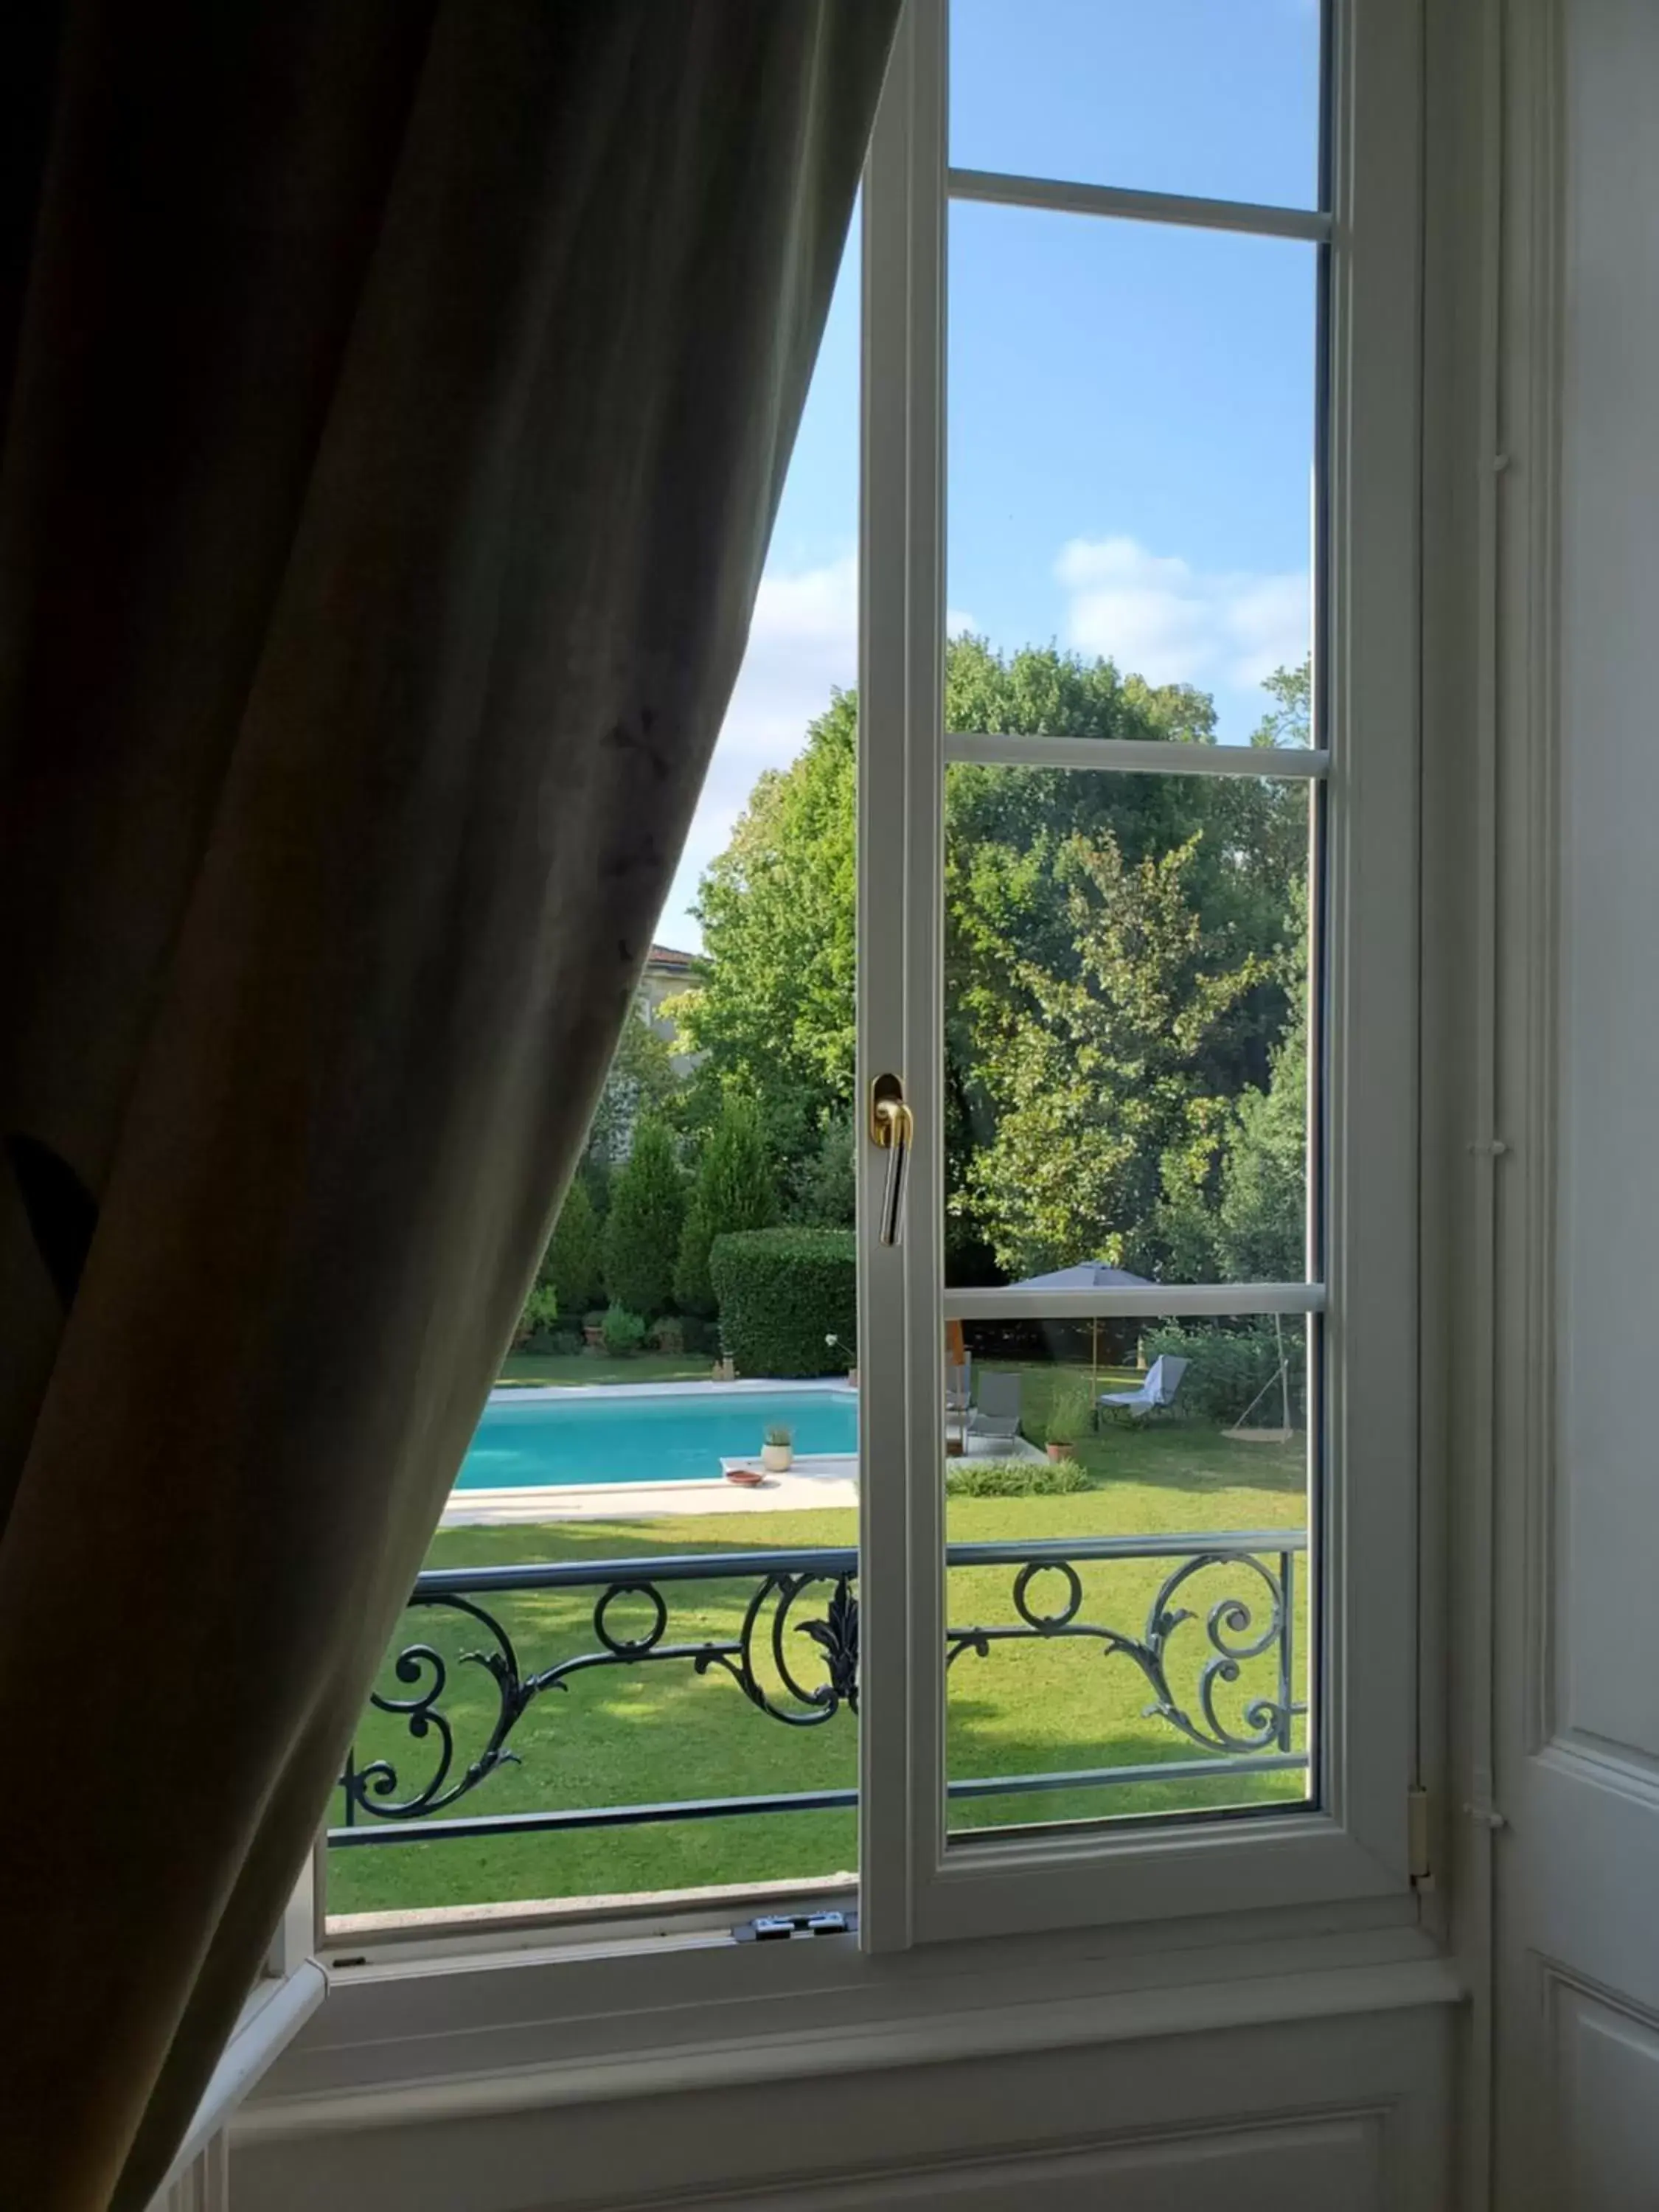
[943,1311,1312,1837]
[950,0,1322,212]
[947,202,1316,748]
[328,219,863,1928]
[944,768,1312,1291]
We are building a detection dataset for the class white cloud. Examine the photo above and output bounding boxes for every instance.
[660,553,859,951]
[1055,535,1310,693]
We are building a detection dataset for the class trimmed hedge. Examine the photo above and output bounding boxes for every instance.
[709,1228,855,1378]
[945,1456,1088,1497]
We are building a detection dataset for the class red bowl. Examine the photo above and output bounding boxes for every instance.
[726,1467,767,1488]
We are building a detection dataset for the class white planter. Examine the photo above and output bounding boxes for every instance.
[760,1442,793,1473]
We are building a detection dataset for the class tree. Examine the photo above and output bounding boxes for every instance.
[541,1175,604,1316]
[678,641,1311,1274]
[602,1118,685,1316]
[675,1096,777,1315]
[583,1005,681,1169]
[963,830,1267,1279]
[789,1113,855,1228]
[674,689,857,1200]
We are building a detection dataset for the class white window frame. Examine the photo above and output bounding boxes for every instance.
[229,9,1452,2141]
[855,0,1423,1950]
[147,1854,326,2206]
[304,0,1425,1981]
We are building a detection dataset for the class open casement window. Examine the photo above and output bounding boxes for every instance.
[855,0,1421,1950]
[320,0,1422,1959]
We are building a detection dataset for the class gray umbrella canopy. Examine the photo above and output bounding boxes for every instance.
[1009,1262,1154,1290]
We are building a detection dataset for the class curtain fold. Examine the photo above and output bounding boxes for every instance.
[0,4,897,2204]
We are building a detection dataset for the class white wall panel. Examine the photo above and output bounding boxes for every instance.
[232,2006,1448,2212]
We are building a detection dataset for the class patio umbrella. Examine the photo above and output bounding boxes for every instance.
[1006,1262,1155,1401]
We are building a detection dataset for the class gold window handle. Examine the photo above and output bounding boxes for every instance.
[869,1074,914,1248]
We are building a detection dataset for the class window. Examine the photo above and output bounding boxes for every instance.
[327,0,1420,1952]
[856,0,1419,1949]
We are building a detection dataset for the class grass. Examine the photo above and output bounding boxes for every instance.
[329,1364,1308,1921]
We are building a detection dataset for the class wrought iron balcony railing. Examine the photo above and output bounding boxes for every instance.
[333,1531,1307,1847]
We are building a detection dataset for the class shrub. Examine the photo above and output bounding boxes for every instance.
[543,1177,604,1316]
[600,1303,649,1357]
[709,1228,856,1377]
[679,1313,713,1355]
[602,1118,684,1317]
[946,1456,1088,1497]
[512,1282,560,1349]
[1141,1321,1305,1427]
[1037,1377,1096,1447]
[547,1328,582,1359]
[675,1096,777,1315]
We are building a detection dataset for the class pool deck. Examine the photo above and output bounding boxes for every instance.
[439,1453,862,1527]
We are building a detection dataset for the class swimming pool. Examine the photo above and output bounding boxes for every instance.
[456,1385,859,1491]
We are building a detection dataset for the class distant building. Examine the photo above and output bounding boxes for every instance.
[637,942,700,1074]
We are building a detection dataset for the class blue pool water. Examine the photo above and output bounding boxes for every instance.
[457,1387,859,1491]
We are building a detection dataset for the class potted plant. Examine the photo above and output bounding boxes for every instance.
[761,1423,794,1473]
[582,1309,606,1353]
[1043,1378,1093,1464]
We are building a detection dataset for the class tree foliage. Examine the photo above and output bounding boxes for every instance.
[584,1006,681,1169]
[602,1118,685,1316]
[677,639,1312,1281]
[675,1095,777,1316]
[961,830,1267,1279]
[540,1175,605,1316]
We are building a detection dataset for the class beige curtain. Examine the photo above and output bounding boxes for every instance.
[0,5,897,2204]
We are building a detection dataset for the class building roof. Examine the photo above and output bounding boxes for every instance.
[646,942,697,973]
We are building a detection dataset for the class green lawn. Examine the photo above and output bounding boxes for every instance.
[330,1372,1308,1921]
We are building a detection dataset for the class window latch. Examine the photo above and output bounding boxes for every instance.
[869,1074,913,1246]
[736,1910,857,1943]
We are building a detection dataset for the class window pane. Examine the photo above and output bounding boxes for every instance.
[950,0,1322,212]
[947,202,1316,748]
[943,1312,1312,1837]
[327,218,863,1930]
[943,767,1313,1291]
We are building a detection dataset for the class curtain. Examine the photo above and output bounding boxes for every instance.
[0,4,898,2204]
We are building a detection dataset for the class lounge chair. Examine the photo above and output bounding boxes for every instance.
[945,1360,973,1452]
[1097,1354,1188,1422]
[970,1369,1023,1450]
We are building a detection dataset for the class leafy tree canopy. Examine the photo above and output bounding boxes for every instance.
[674,639,1311,1280]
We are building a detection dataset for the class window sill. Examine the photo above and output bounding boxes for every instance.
[236,1902,1456,2147]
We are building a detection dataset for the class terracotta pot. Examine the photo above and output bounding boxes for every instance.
[1046,1441,1075,1463]
[726,1467,766,1488]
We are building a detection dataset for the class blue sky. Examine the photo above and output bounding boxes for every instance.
[662,0,1321,950]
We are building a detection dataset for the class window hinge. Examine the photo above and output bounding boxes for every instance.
[737,1910,857,1943]
[1407,1787,1434,1888]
